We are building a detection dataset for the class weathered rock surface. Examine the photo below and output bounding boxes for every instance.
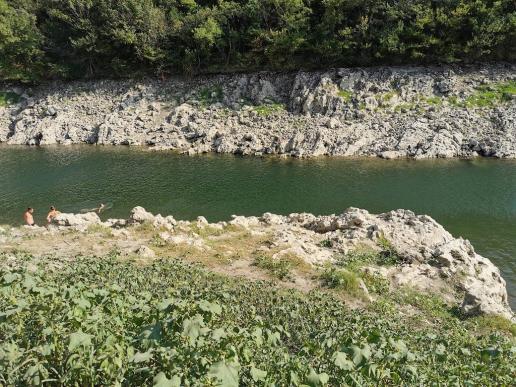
[42,206,515,320]
[52,212,101,230]
[1,64,515,158]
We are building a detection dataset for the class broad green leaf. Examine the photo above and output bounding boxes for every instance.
[75,297,91,310]
[158,298,176,311]
[198,299,222,315]
[68,331,92,351]
[182,315,204,342]
[306,368,329,386]
[350,344,371,365]
[212,328,226,340]
[153,372,181,387]
[3,273,20,284]
[208,360,240,387]
[334,351,354,371]
[250,366,267,382]
[131,350,153,363]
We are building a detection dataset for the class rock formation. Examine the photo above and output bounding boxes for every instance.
[43,206,514,321]
[1,64,515,158]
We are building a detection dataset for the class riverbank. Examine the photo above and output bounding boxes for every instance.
[1,64,515,158]
[2,206,515,384]
[1,206,513,321]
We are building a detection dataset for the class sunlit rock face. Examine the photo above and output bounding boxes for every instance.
[1,64,515,158]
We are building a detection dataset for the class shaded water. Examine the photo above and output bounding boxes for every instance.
[1,145,515,309]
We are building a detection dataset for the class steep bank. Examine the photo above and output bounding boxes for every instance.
[1,206,513,321]
[1,64,515,158]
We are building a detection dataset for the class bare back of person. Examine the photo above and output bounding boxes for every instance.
[23,208,35,226]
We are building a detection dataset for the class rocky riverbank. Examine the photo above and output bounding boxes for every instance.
[1,64,515,158]
[1,206,513,321]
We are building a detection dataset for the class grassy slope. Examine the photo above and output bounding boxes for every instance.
[0,253,514,386]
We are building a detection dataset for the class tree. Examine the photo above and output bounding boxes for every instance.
[0,0,43,80]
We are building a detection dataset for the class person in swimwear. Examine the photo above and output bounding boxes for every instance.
[96,203,105,214]
[46,206,60,223]
[23,207,35,226]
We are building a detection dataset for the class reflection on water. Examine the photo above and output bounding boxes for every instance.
[0,144,515,309]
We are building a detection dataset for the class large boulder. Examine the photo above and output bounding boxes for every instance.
[291,207,514,320]
[129,206,155,224]
[52,212,101,229]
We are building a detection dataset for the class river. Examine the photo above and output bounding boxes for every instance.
[1,145,515,308]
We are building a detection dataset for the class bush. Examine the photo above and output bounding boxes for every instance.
[320,267,361,294]
[253,253,294,280]
[0,91,20,107]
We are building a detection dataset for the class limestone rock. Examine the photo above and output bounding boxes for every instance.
[129,206,155,224]
[2,65,515,159]
[135,245,156,258]
[52,212,101,229]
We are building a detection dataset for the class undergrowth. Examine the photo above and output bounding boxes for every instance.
[0,254,514,385]
[253,103,285,116]
[0,91,21,107]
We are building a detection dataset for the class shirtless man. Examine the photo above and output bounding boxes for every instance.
[46,206,60,223]
[23,207,35,226]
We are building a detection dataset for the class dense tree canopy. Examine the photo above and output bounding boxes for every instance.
[0,0,514,80]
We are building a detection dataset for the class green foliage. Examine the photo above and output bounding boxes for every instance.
[380,91,398,103]
[253,103,286,116]
[320,267,361,295]
[0,91,21,107]
[0,0,43,80]
[392,287,455,320]
[0,254,514,385]
[335,243,400,272]
[327,244,399,295]
[469,315,516,337]
[0,0,515,80]
[197,85,223,106]
[337,89,353,102]
[464,81,516,108]
[361,271,390,294]
[150,234,168,248]
[253,253,294,280]
[317,238,333,248]
[424,96,442,106]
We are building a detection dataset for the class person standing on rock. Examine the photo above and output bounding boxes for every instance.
[46,206,60,224]
[23,207,35,226]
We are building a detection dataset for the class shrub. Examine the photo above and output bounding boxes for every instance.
[253,253,295,280]
[320,267,361,293]
[0,91,20,107]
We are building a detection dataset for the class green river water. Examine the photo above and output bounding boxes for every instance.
[1,145,515,309]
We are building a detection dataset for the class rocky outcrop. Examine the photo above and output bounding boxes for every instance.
[1,64,515,158]
[52,212,101,230]
[45,206,514,320]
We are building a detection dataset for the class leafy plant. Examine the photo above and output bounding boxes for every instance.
[317,238,333,248]
[253,252,294,280]
[320,267,361,295]
[0,253,514,386]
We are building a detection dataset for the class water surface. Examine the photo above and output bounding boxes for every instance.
[1,145,515,308]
